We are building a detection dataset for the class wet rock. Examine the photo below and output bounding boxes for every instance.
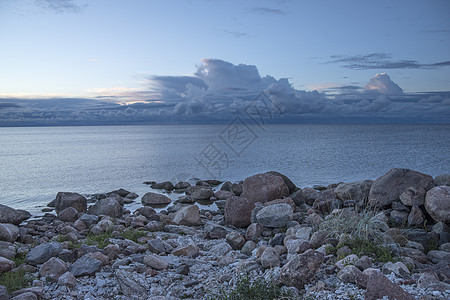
[70,253,103,277]
[26,242,63,266]
[280,249,324,289]
[242,173,289,204]
[0,204,31,225]
[224,196,255,228]
[368,168,433,208]
[190,187,214,200]
[365,270,414,300]
[174,182,191,190]
[141,192,171,206]
[172,205,200,226]
[425,185,450,223]
[255,203,293,228]
[55,192,87,214]
[39,257,67,281]
[0,224,19,242]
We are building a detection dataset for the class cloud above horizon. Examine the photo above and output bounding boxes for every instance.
[1,59,449,126]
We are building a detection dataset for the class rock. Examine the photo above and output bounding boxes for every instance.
[280,249,324,289]
[407,206,424,226]
[335,254,359,269]
[0,257,15,275]
[365,270,414,300]
[26,242,63,266]
[151,181,175,191]
[231,183,243,196]
[147,238,173,254]
[255,204,293,228]
[290,190,305,206]
[88,196,123,218]
[226,232,245,250]
[427,250,450,264]
[245,223,263,240]
[425,185,450,223]
[190,187,214,200]
[143,254,169,270]
[309,230,328,249]
[39,257,67,281]
[368,168,433,208]
[390,209,409,224]
[0,224,19,242]
[355,256,372,270]
[108,188,130,197]
[434,174,450,186]
[242,173,289,204]
[70,253,103,277]
[0,204,31,225]
[115,269,149,297]
[172,205,200,226]
[241,240,257,256]
[337,265,364,284]
[55,192,87,214]
[10,292,37,300]
[0,285,9,300]
[334,180,373,205]
[295,227,313,240]
[141,192,171,206]
[302,188,320,205]
[78,214,98,226]
[208,242,232,257]
[285,239,310,255]
[57,207,79,222]
[172,244,199,258]
[382,261,410,278]
[417,272,450,292]
[265,197,295,210]
[174,182,191,190]
[266,171,297,193]
[224,196,255,228]
[205,223,230,239]
[399,186,426,206]
[57,271,77,287]
[214,190,235,200]
[260,247,280,268]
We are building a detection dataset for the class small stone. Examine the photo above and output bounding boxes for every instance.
[143,254,169,270]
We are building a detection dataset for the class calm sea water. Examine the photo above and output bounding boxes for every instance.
[0,124,449,215]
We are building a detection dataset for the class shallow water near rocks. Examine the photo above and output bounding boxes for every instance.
[0,124,449,215]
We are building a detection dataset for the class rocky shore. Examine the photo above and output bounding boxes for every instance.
[0,168,449,300]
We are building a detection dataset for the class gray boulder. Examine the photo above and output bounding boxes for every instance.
[172,205,200,226]
[151,181,174,191]
[55,192,87,214]
[88,196,123,218]
[425,185,450,223]
[334,180,373,205]
[399,186,426,207]
[256,204,293,228]
[57,207,79,222]
[190,187,214,200]
[143,254,169,270]
[280,249,324,289]
[242,173,289,204]
[141,192,171,206]
[70,253,103,277]
[0,224,19,242]
[0,204,31,225]
[368,168,433,208]
[26,242,63,266]
[224,196,255,228]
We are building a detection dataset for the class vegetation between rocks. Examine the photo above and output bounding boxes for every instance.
[0,269,34,294]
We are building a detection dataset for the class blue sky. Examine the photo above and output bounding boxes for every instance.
[0,0,449,125]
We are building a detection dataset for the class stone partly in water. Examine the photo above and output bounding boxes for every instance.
[141,192,171,206]
[55,192,87,214]
[242,173,289,204]
[368,168,433,208]
[0,204,31,225]
[425,185,450,223]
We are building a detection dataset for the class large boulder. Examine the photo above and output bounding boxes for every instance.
[242,173,289,204]
[334,180,373,205]
[255,204,293,228]
[0,204,31,225]
[172,205,200,226]
[189,186,214,201]
[266,171,297,193]
[280,249,324,289]
[425,186,450,223]
[0,224,19,242]
[26,242,63,266]
[141,192,171,206]
[365,270,414,300]
[224,196,255,228]
[368,168,433,208]
[88,196,123,218]
[55,192,87,214]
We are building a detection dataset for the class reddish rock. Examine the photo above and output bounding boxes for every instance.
[242,173,289,204]
[365,271,414,300]
[224,196,255,228]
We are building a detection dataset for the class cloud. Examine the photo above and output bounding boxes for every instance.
[223,30,251,38]
[1,59,449,126]
[364,73,403,95]
[327,53,450,70]
[250,7,286,15]
[35,0,87,13]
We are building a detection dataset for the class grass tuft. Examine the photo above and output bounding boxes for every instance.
[0,270,34,294]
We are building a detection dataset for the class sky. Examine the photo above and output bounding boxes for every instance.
[0,0,449,126]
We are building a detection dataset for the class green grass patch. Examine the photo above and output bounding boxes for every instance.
[12,252,27,267]
[338,238,393,263]
[207,275,296,300]
[0,270,34,294]
[86,230,113,249]
[121,229,147,243]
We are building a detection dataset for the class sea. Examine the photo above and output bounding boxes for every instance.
[0,124,449,216]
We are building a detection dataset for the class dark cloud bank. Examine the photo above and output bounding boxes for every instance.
[1,58,449,126]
